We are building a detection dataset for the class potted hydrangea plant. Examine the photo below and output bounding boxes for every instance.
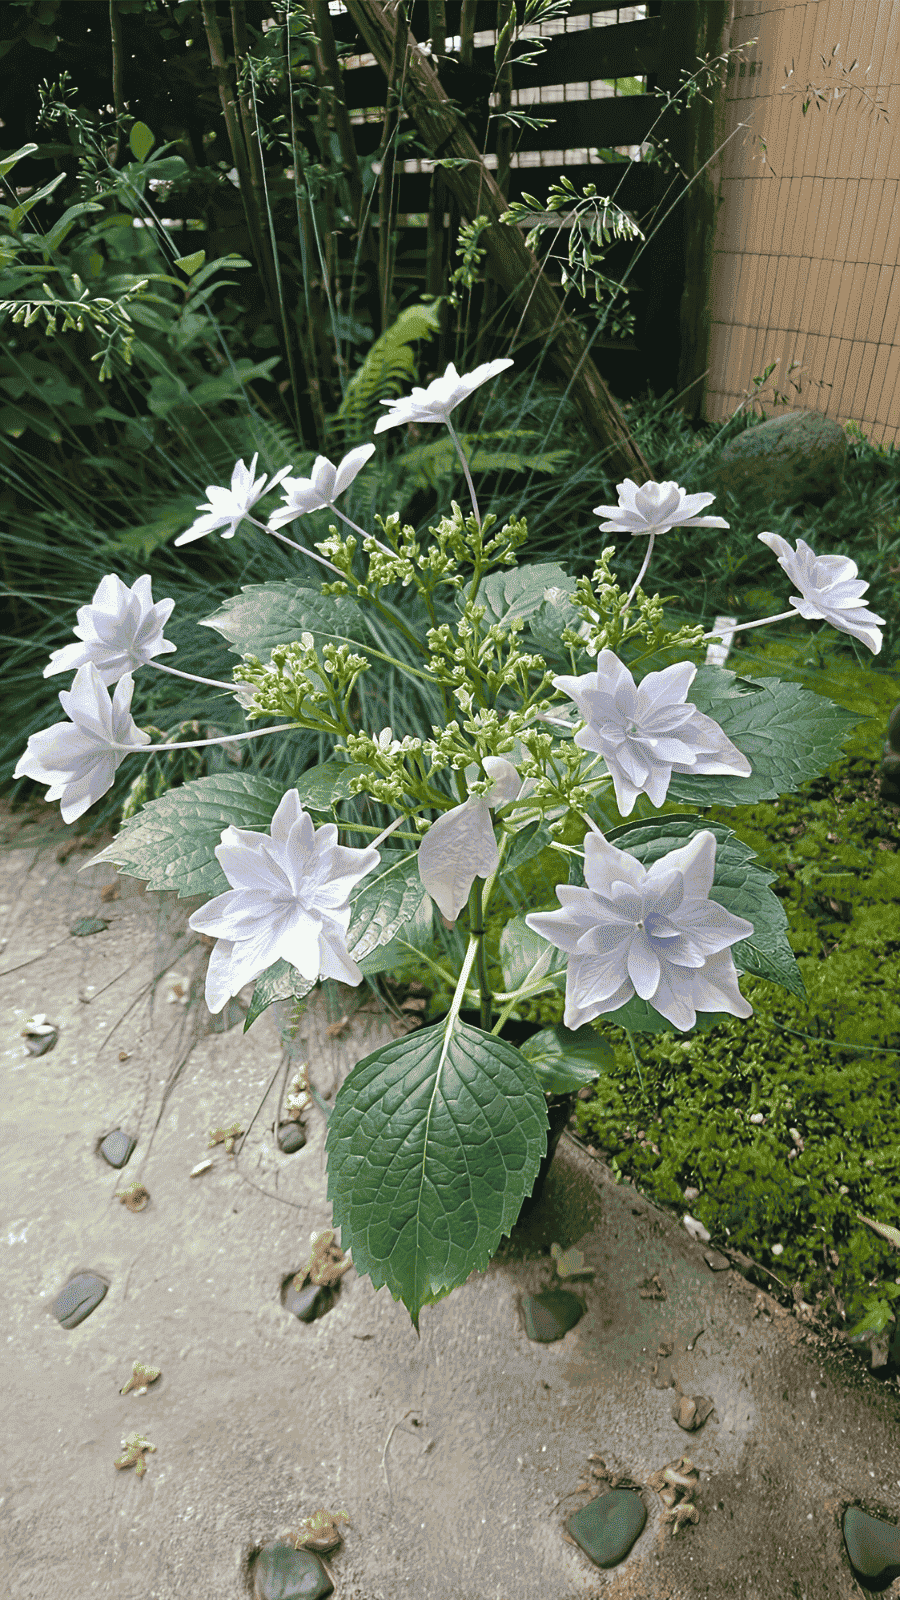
[17,358,884,1330]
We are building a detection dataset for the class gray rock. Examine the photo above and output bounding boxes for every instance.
[52,1271,108,1328]
[253,1540,333,1598]
[282,1280,331,1323]
[710,410,848,513]
[277,1122,307,1154]
[843,1505,900,1580]
[521,1289,584,1342]
[566,1489,647,1568]
[99,1130,136,1168]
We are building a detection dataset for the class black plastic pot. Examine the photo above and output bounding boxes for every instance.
[516,1091,577,1223]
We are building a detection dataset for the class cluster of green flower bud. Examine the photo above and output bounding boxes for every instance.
[343,726,427,807]
[426,602,554,709]
[565,546,706,659]
[232,635,369,734]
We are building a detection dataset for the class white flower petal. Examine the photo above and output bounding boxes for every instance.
[759,530,884,654]
[526,828,752,1031]
[555,651,751,812]
[593,479,729,537]
[189,790,381,1013]
[374,357,514,433]
[44,574,176,686]
[417,796,499,922]
[16,664,148,823]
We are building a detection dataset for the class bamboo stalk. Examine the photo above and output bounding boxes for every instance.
[310,0,380,378]
[201,0,307,440]
[425,0,448,303]
[377,0,408,333]
[477,0,515,363]
[341,0,656,481]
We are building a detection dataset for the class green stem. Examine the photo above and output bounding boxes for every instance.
[445,417,480,524]
[467,876,491,1031]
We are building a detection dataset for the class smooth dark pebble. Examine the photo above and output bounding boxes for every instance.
[521,1289,584,1342]
[69,916,109,937]
[278,1122,307,1154]
[100,1130,136,1168]
[254,1541,333,1598]
[283,1281,330,1322]
[843,1505,900,1580]
[566,1490,647,1568]
[52,1272,108,1329]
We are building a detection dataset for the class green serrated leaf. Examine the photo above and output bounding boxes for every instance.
[85,772,286,898]
[325,1019,548,1328]
[502,819,552,876]
[527,586,583,657]
[245,958,315,1030]
[289,758,369,811]
[199,583,368,658]
[129,121,155,162]
[345,851,429,970]
[519,1023,615,1094]
[665,672,862,807]
[476,563,575,629]
[602,813,807,1004]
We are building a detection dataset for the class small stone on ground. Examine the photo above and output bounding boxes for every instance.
[566,1489,647,1568]
[253,1541,334,1598]
[52,1271,108,1328]
[521,1289,584,1342]
[842,1505,900,1580]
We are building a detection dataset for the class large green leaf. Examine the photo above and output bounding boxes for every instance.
[200,583,368,659]
[325,1018,548,1328]
[526,585,584,659]
[290,758,370,810]
[86,772,286,898]
[665,670,862,807]
[355,858,434,977]
[475,562,576,629]
[348,851,432,972]
[603,813,806,1002]
[519,1024,615,1093]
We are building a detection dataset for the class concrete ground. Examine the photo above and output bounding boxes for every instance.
[2,798,899,1600]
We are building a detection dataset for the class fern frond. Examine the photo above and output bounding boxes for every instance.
[395,430,571,493]
[334,300,442,444]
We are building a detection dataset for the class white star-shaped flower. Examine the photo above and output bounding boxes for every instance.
[175,454,292,545]
[526,828,754,1032]
[14,663,150,823]
[43,574,176,687]
[267,445,376,529]
[759,531,885,654]
[188,790,381,1014]
[553,650,751,816]
[592,479,730,538]
[373,358,515,434]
